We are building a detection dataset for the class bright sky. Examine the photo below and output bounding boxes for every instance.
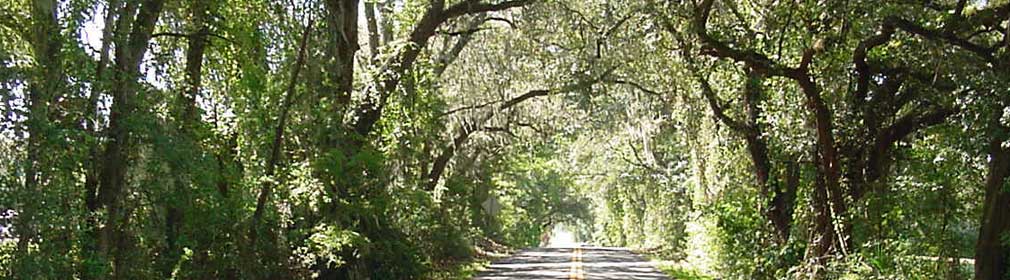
[81,3,170,90]
[3,1,396,143]
[75,0,388,102]
[547,224,578,248]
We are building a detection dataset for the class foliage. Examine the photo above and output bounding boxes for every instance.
[1,0,1008,279]
[656,262,716,280]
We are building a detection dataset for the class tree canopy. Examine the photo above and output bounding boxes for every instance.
[1,0,1009,279]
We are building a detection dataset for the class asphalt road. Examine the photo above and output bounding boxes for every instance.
[473,246,670,280]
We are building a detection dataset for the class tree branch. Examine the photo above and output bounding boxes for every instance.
[888,16,998,63]
[880,106,958,150]
[425,73,609,192]
[438,26,492,36]
[438,99,501,118]
[443,0,536,19]
[434,14,489,76]
[499,89,550,110]
[424,120,478,192]
[696,73,750,133]
[865,105,958,185]
[151,31,237,45]
[353,0,535,137]
[603,78,663,96]
[853,23,897,103]
[499,68,613,110]
[250,17,314,237]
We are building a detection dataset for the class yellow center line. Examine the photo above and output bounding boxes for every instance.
[569,247,584,280]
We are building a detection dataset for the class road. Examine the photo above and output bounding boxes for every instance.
[473,246,669,280]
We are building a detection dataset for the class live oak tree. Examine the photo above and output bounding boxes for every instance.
[2,0,1008,279]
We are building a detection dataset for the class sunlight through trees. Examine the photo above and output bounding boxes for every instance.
[1,0,1008,279]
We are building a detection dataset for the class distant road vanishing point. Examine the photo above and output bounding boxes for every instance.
[473,246,669,280]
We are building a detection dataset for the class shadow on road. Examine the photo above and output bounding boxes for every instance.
[472,247,669,280]
[473,247,572,279]
[582,247,668,280]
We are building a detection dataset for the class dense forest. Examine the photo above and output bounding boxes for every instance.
[1,0,1008,279]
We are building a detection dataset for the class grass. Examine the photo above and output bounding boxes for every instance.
[425,238,511,280]
[425,258,491,280]
[635,245,716,280]
[654,262,716,280]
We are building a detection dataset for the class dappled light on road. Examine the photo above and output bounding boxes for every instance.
[580,247,668,280]
[3,0,1006,278]
[474,247,668,280]
[473,248,574,279]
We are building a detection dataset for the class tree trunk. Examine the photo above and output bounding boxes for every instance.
[85,0,122,217]
[363,1,381,60]
[807,145,838,278]
[314,2,535,278]
[325,0,358,112]
[770,161,799,244]
[159,0,210,276]
[250,16,314,241]
[18,0,64,255]
[352,0,535,137]
[95,0,166,277]
[696,67,797,244]
[793,72,849,260]
[425,125,472,192]
[378,0,395,45]
[975,107,1010,280]
[740,71,797,244]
